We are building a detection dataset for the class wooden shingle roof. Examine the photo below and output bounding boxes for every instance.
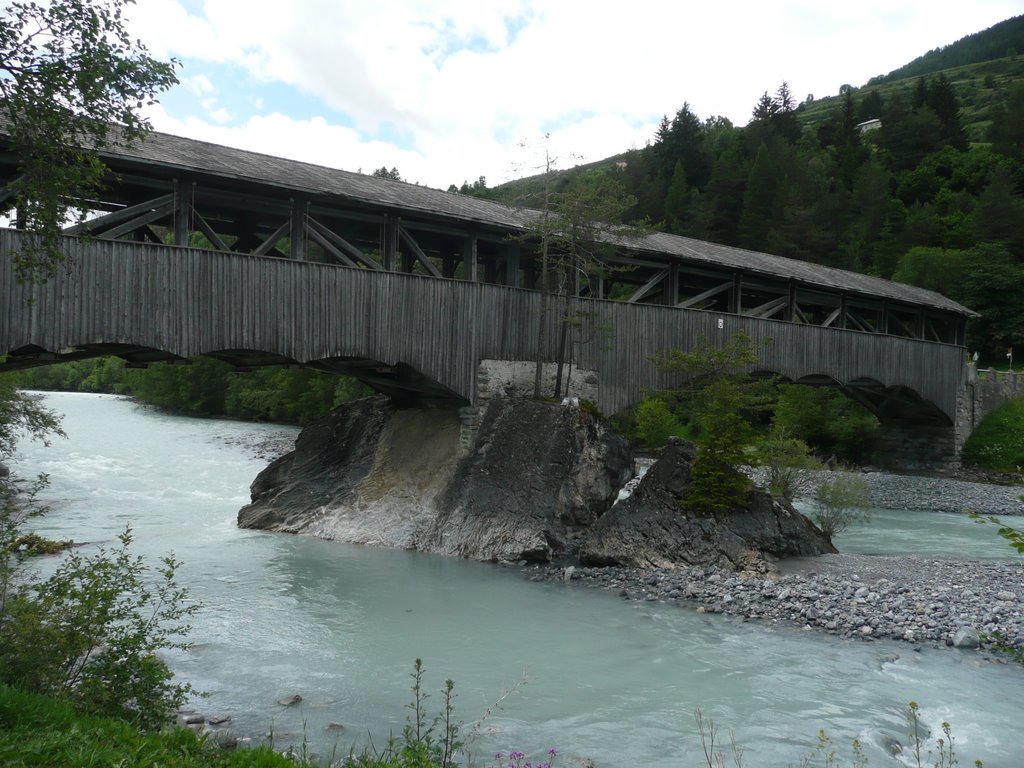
[64,129,978,318]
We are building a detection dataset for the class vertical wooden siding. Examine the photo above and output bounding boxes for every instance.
[0,231,965,420]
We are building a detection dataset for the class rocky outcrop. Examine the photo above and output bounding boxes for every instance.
[429,398,632,560]
[240,401,834,569]
[578,438,836,569]
[238,397,633,562]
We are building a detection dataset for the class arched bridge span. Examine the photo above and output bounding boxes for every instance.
[0,231,966,423]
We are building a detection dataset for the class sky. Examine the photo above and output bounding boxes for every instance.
[125,1,1024,190]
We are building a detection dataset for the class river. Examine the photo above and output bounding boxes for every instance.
[9,392,1023,767]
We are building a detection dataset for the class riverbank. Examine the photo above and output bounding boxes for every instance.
[533,554,1022,657]
[836,469,1024,516]
[743,465,1024,517]
[533,467,1024,657]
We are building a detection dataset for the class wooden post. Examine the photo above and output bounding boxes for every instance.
[173,179,191,246]
[506,241,521,287]
[289,199,308,261]
[662,261,679,305]
[730,273,743,314]
[383,215,399,271]
[461,233,478,281]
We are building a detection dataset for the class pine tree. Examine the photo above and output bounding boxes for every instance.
[738,144,780,249]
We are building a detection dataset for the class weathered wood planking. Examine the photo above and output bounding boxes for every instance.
[0,231,965,420]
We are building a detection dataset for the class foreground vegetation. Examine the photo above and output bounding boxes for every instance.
[0,682,993,768]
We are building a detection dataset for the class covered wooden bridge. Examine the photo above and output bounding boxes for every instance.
[0,129,975,424]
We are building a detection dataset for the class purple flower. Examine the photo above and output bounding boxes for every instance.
[548,747,558,756]
[495,753,505,760]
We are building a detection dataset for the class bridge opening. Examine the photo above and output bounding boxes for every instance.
[3,343,463,410]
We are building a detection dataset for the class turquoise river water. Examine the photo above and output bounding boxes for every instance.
[9,392,1023,767]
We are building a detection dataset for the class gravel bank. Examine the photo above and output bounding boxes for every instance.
[534,556,1023,656]
[535,470,1024,657]
[853,470,1024,516]
[750,467,1024,517]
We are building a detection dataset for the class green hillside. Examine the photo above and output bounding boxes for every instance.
[878,14,1024,82]
[491,15,1024,202]
[476,14,1024,365]
[796,16,1024,144]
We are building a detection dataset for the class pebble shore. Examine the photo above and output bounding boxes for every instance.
[847,469,1024,517]
[536,470,1024,657]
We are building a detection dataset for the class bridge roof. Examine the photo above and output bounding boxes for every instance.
[11,128,977,317]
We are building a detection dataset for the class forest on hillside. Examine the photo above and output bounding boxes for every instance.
[467,17,1024,363]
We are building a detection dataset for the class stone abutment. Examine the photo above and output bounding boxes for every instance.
[879,365,1024,471]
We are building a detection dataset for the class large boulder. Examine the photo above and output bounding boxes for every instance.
[238,397,633,562]
[578,438,836,569]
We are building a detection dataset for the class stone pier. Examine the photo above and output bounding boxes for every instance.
[878,364,1024,471]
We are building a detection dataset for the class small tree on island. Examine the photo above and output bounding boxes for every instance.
[652,332,773,514]
[513,139,645,400]
[754,427,821,501]
[812,474,871,539]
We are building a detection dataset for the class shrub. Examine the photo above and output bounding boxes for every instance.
[633,396,686,450]
[961,397,1024,473]
[652,332,773,514]
[754,430,821,500]
[0,512,198,730]
[812,474,872,539]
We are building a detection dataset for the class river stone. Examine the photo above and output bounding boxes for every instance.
[211,730,238,749]
[578,439,836,569]
[952,627,981,648]
[239,396,632,563]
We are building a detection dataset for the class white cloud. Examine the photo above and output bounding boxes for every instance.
[182,74,215,97]
[128,0,1024,190]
